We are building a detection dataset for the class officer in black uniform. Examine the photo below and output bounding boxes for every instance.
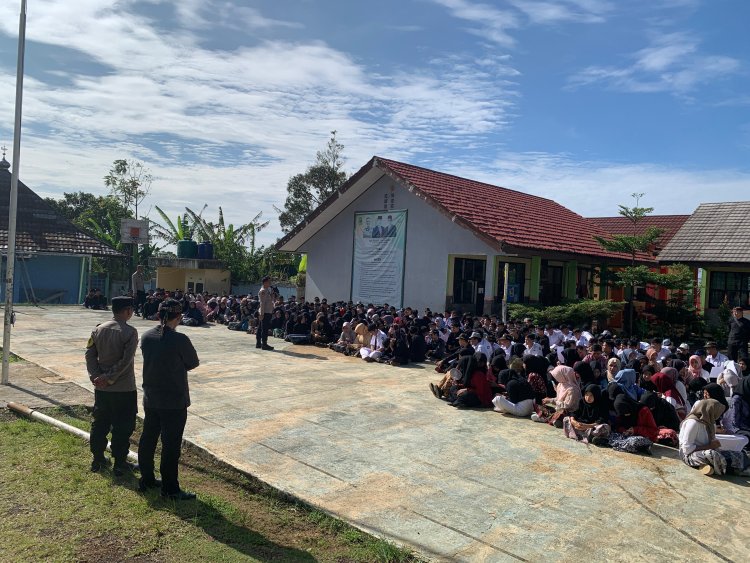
[728,306,750,361]
[138,298,200,499]
[85,296,139,475]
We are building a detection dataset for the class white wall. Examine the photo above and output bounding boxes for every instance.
[300,174,501,311]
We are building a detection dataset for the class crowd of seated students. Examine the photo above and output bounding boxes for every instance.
[100,287,750,478]
[82,288,108,310]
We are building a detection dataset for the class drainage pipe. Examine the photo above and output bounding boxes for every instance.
[7,401,138,462]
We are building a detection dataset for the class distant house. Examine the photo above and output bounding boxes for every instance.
[0,156,122,304]
[658,202,750,317]
[277,156,647,314]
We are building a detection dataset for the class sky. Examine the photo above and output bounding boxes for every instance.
[0,0,748,248]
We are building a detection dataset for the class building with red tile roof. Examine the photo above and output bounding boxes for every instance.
[588,215,689,255]
[277,157,653,313]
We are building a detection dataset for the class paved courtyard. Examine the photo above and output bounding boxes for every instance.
[3,305,749,562]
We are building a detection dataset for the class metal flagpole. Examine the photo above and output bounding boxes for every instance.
[2,0,27,385]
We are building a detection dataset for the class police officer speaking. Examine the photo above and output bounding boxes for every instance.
[85,295,139,475]
[138,298,200,500]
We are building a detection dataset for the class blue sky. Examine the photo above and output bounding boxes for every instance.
[0,0,748,247]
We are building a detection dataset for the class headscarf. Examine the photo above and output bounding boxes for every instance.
[606,357,621,382]
[651,371,686,408]
[574,384,608,424]
[684,399,724,441]
[506,378,535,404]
[490,354,507,374]
[640,390,680,432]
[550,365,581,410]
[614,369,640,401]
[722,364,741,397]
[613,394,641,429]
[687,355,704,384]
[703,383,729,414]
[672,359,686,374]
[457,354,479,386]
[573,361,595,387]
[509,357,524,373]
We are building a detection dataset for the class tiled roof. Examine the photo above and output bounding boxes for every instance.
[588,215,689,250]
[376,157,650,262]
[0,165,123,257]
[658,202,750,264]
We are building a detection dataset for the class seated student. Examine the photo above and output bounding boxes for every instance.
[651,370,688,420]
[435,333,472,372]
[533,365,581,426]
[270,309,285,337]
[492,367,536,417]
[84,289,108,310]
[717,366,750,447]
[638,364,658,393]
[523,355,551,406]
[430,348,474,399]
[608,394,658,454]
[563,384,610,445]
[180,300,204,326]
[330,322,356,353]
[285,313,312,344]
[425,329,446,360]
[640,390,681,446]
[606,357,621,384]
[408,326,427,362]
[360,323,387,362]
[679,399,750,476]
[609,368,644,401]
[448,353,493,409]
[310,312,334,346]
[380,333,410,366]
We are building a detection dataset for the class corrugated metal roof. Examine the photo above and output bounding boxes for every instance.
[0,165,123,257]
[658,202,750,263]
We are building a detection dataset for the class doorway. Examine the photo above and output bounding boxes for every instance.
[497,262,526,303]
[540,262,563,305]
[453,257,486,315]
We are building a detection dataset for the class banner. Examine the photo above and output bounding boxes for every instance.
[351,210,407,307]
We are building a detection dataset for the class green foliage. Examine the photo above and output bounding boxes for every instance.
[508,299,625,327]
[151,204,206,244]
[276,131,349,233]
[44,191,131,241]
[710,298,732,344]
[614,263,695,291]
[104,159,152,218]
[649,294,705,340]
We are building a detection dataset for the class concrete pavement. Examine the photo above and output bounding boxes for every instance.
[3,305,749,562]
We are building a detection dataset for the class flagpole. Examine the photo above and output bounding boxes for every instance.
[2,0,27,385]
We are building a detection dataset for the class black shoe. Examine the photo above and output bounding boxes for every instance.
[90,457,111,473]
[138,478,162,492]
[429,383,441,399]
[261,344,274,351]
[256,343,262,349]
[162,489,196,501]
[113,461,138,477]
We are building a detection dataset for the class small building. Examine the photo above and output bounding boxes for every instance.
[148,257,231,295]
[658,202,750,319]
[0,156,122,304]
[277,156,644,313]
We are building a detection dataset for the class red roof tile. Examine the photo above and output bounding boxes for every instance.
[376,158,649,262]
[588,215,689,250]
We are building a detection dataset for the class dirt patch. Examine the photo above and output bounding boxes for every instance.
[75,533,160,563]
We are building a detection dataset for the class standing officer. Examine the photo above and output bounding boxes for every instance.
[138,298,200,500]
[85,296,139,475]
[728,306,750,361]
[256,275,274,350]
[132,264,146,316]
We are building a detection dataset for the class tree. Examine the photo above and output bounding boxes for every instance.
[594,193,694,335]
[276,131,348,233]
[151,204,207,244]
[186,207,270,283]
[44,191,132,240]
[104,159,152,219]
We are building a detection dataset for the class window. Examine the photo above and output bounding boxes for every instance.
[708,271,750,308]
[453,258,486,306]
[576,267,592,299]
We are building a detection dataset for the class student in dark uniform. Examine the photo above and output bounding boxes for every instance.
[138,298,200,500]
[85,296,139,475]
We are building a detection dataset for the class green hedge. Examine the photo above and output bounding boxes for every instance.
[507,299,625,327]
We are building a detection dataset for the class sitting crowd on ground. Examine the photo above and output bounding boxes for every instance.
[90,287,750,478]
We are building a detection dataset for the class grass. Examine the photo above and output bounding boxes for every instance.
[0,346,21,362]
[0,406,418,563]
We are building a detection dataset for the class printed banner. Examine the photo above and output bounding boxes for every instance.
[351,210,407,307]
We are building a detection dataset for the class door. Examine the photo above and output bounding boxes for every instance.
[497,262,526,303]
[540,263,563,305]
[453,257,486,315]
[186,274,205,294]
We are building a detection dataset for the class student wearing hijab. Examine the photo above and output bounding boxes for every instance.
[561,347,579,368]
[534,365,581,426]
[563,384,610,444]
[430,348,474,400]
[606,357,621,384]
[492,372,536,417]
[573,361,596,389]
[687,355,710,384]
[640,391,680,446]
[638,364,657,393]
[717,366,750,448]
[610,369,643,401]
[679,399,750,476]
[608,394,657,454]
[523,355,550,405]
[450,353,493,408]
[651,370,688,420]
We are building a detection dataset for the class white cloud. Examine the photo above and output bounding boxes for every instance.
[568,32,741,95]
